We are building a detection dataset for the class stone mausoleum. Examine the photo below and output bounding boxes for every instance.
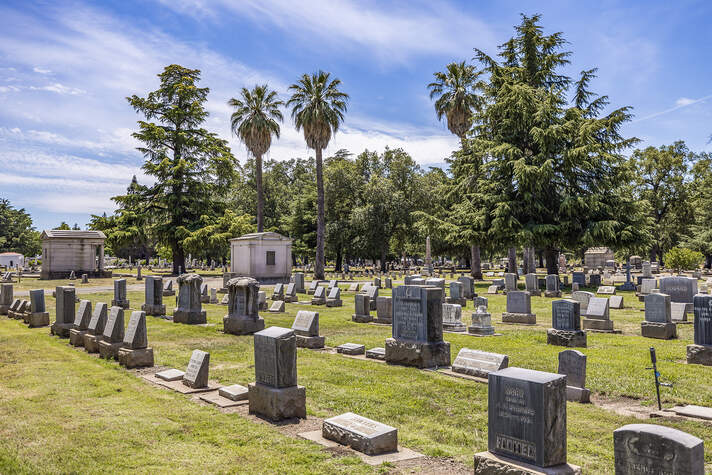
[230,232,292,284]
[40,230,112,280]
[584,247,614,269]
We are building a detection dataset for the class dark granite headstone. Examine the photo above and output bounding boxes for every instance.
[613,424,704,475]
[552,300,580,331]
[558,350,586,389]
[693,294,712,345]
[254,326,297,389]
[659,276,697,305]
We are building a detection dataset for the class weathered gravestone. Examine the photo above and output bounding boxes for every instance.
[597,285,616,295]
[469,305,495,336]
[69,300,92,347]
[660,276,697,313]
[199,283,209,304]
[272,283,284,301]
[291,272,305,293]
[442,303,465,332]
[487,285,499,295]
[248,326,306,420]
[347,282,359,292]
[502,291,536,324]
[572,271,586,287]
[473,296,488,309]
[212,288,220,305]
[307,280,319,295]
[447,281,467,306]
[269,300,285,313]
[352,294,372,323]
[284,282,298,303]
[310,286,326,305]
[374,296,392,324]
[452,348,508,378]
[173,273,207,324]
[98,307,125,360]
[642,293,677,340]
[558,350,589,403]
[385,285,450,368]
[51,286,76,337]
[640,278,657,297]
[291,310,324,349]
[609,295,624,309]
[525,273,541,296]
[583,296,615,332]
[687,294,712,365]
[111,279,130,309]
[326,286,342,307]
[459,275,475,299]
[27,289,49,328]
[0,283,13,315]
[571,282,580,292]
[323,413,398,455]
[613,424,703,475]
[364,284,378,311]
[142,276,165,317]
[473,367,577,473]
[589,274,601,287]
[504,273,517,292]
[183,350,210,388]
[570,291,594,316]
[162,279,175,297]
[118,311,154,368]
[365,347,386,360]
[671,301,689,322]
[548,299,586,348]
[83,302,108,353]
[372,277,381,289]
[224,277,265,335]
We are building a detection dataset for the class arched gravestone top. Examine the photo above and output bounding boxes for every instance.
[558,349,586,389]
[645,292,671,323]
[660,276,697,304]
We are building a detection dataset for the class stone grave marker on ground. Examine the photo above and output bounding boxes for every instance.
[224,277,264,335]
[597,285,616,295]
[687,294,712,365]
[452,348,508,378]
[558,350,590,403]
[326,287,342,307]
[291,272,305,293]
[307,280,319,295]
[364,284,378,310]
[486,285,498,295]
[212,288,220,305]
[173,273,207,324]
[336,343,365,355]
[504,273,517,292]
[385,285,450,368]
[27,289,49,327]
[69,300,92,347]
[671,302,689,322]
[118,311,154,368]
[660,276,697,313]
[469,305,495,336]
[269,300,285,313]
[322,413,398,455]
[248,326,306,421]
[142,276,165,317]
[446,281,467,306]
[0,283,12,315]
[272,283,284,300]
[352,294,372,323]
[374,296,392,324]
[502,291,536,324]
[613,424,703,474]
[366,347,385,360]
[347,282,359,292]
[310,286,326,306]
[548,299,586,347]
[199,283,209,304]
[183,350,210,388]
[291,310,324,349]
[83,302,108,352]
[642,293,677,339]
[583,296,615,332]
[442,303,465,332]
[284,283,298,303]
[525,273,540,296]
[51,286,76,337]
[609,295,624,309]
[111,279,130,309]
[98,307,125,360]
[459,276,475,299]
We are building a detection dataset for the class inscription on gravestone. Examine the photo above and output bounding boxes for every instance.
[254,326,297,388]
[183,350,209,388]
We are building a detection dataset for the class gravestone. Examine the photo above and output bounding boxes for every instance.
[473,296,488,309]
[459,275,475,299]
[284,282,298,303]
[272,283,284,300]
[572,271,586,287]
[642,293,677,339]
[307,280,319,295]
[613,424,703,475]
[183,350,210,388]
[83,302,108,352]
[570,291,594,315]
[597,285,616,295]
[385,285,450,368]
[504,273,517,292]
[442,303,465,332]
[212,288,220,305]
[558,350,589,403]
[224,277,264,335]
[328,280,337,292]
[583,296,615,332]
[446,281,467,306]
[69,300,92,347]
[364,285,379,310]
[589,274,601,287]
[352,294,372,323]
[640,278,656,296]
[366,347,385,360]
[111,279,130,309]
[199,283,209,304]
[248,326,306,420]
[268,300,285,313]
[347,282,359,292]
[609,295,624,309]
[51,286,76,337]
[291,310,324,348]
[525,273,540,296]
[473,367,573,472]
[310,286,326,305]
[173,273,207,324]
[452,348,508,378]
[548,299,586,348]
[671,302,688,322]
[659,276,697,312]
[291,272,305,293]
[326,286,342,307]
[502,291,536,324]
[336,343,365,355]
[0,283,13,315]
[323,413,398,455]
[687,294,712,365]
[374,296,392,324]
[469,305,495,336]
[27,289,49,328]
[372,277,381,289]
[142,276,165,317]
[98,307,125,360]
[487,285,498,295]
[642,261,652,278]
[162,279,175,296]
[572,282,580,292]
[118,311,154,368]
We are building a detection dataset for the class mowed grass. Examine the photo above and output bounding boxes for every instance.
[1,275,712,473]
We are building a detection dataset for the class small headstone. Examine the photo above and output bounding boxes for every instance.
[548,300,586,347]
[572,271,586,286]
[671,302,688,322]
[73,300,92,330]
[123,311,148,349]
[452,348,507,378]
[571,291,594,314]
[687,294,712,365]
[311,286,326,305]
[374,296,392,324]
[156,368,185,381]
[473,296,488,309]
[336,343,365,355]
[642,293,677,340]
[219,384,248,401]
[269,300,285,313]
[640,278,656,295]
[486,285,498,294]
[326,286,342,307]
[558,349,590,402]
[609,295,624,309]
[272,283,284,300]
[504,273,517,292]
[322,413,397,455]
[524,273,540,296]
[442,303,465,332]
[347,282,359,292]
[365,347,386,360]
[352,294,371,323]
[81,274,88,284]
[103,307,125,343]
[502,291,535,324]
[613,424,703,474]
[183,350,210,388]
[597,285,615,295]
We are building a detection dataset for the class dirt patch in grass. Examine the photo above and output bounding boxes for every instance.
[590,394,655,419]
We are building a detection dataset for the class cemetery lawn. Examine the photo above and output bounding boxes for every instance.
[2,278,712,473]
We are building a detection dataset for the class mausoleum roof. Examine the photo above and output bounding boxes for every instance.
[41,230,107,240]
[230,231,291,242]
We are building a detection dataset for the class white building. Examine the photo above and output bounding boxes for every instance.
[0,252,24,268]
[40,230,111,279]
[230,232,292,283]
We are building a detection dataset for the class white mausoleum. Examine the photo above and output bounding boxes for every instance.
[0,252,24,268]
[230,232,292,283]
[40,230,111,279]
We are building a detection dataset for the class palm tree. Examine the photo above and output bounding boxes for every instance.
[428,61,485,279]
[287,71,348,280]
[228,84,283,232]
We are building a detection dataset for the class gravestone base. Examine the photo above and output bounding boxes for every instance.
[443,322,466,332]
[223,316,265,335]
[200,295,210,304]
[310,298,326,306]
[546,329,587,348]
[640,321,677,340]
[162,290,175,297]
[296,335,325,349]
[445,297,467,307]
[68,329,87,347]
[173,309,207,325]
[98,341,123,360]
[501,312,536,325]
[566,386,591,403]
[0,304,9,315]
[111,299,130,309]
[544,291,561,298]
[352,314,373,323]
[384,338,451,369]
[582,318,614,332]
[50,322,73,338]
[118,347,154,369]
[473,451,581,475]
[248,382,306,421]
[372,317,392,325]
[141,303,166,317]
[284,295,298,303]
[528,290,542,297]
[686,344,712,366]
[326,299,342,307]
[83,334,102,353]
[468,325,495,336]
[27,312,49,328]
[618,282,636,291]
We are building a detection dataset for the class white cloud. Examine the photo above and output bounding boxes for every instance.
[33,67,52,74]
[675,97,696,107]
[633,94,712,123]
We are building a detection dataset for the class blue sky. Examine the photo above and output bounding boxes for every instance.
[1,0,711,231]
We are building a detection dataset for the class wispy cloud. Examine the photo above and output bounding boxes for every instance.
[633,94,712,123]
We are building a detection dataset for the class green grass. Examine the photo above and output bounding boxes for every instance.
[2,276,712,473]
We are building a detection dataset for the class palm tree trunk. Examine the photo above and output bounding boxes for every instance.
[256,153,264,233]
[471,244,482,280]
[315,147,325,280]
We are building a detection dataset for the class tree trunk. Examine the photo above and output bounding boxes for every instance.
[523,247,530,274]
[315,147,325,280]
[508,247,517,278]
[538,250,544,269]
[335,247,343,272]
[471,244,482,279]
[381,245,387,272]
[545,247,558,275]
[172,241,184,276]
[256,153,264,232]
